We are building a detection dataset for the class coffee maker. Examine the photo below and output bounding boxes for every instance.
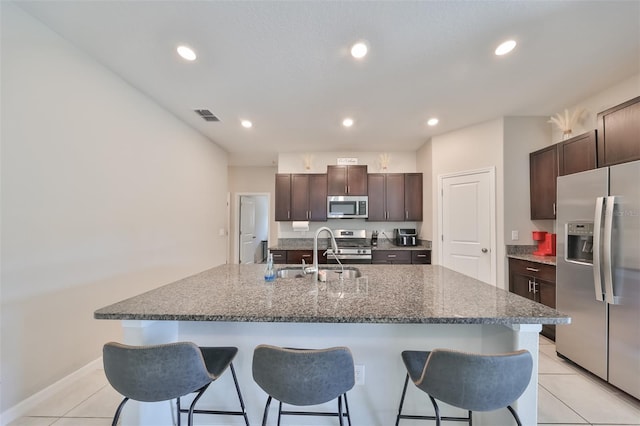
[394,228,417,246]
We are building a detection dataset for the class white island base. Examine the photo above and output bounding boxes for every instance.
[118,320,541,426]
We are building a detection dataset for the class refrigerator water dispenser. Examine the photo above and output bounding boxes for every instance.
[566,221,594,264]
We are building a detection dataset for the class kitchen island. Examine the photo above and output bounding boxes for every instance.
[95,264,569,426]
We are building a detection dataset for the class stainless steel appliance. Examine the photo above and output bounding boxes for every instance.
[394,228,417,246]
[325,229,372,264]
[327,196,368,219]
[556,160,640,399]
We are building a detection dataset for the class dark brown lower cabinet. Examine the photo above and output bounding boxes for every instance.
[270,250,287,264]
[509,258,556,340]
[411,250,431,264]
[269,250,327,265]
[372,249,432,264]
[286,250,327,265]
[372,250,411,264]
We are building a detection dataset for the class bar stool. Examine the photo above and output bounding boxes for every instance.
[395,348,533,426]
[103,341,250,426]
[252,344,355,426]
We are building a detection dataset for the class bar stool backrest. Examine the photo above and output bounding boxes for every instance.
[416,349,533,412]
[252,345,355,406]
[103,342,213,402]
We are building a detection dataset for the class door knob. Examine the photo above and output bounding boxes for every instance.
[481,248,488,253]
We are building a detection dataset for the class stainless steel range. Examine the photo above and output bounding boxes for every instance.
[325,229,372,264]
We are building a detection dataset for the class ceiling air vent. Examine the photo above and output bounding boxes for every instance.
[194,109,220,122]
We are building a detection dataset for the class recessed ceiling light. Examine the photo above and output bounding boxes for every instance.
[241,120,253,129]
[495,40,517,56]
[350,42,368,59]
[427,118,439,126]
[342,118,354,128]
[177,45,197,61]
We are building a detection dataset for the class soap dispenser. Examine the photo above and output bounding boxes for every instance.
[264,253,275,282]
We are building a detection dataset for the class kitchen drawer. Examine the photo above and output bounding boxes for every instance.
[270,250,287,264]
[411,250,431,264]
[372,250,411,264]
[286,250,313,264]
[508,258,555,282]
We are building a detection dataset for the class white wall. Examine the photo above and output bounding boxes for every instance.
[277,151,417,173]
[228,166,278,262]
[416,140,433,241]
[430,118,506,287]
[0,3,229,412]
[503,116,553,245]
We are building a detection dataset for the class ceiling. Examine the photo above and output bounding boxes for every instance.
[13,1,640,166]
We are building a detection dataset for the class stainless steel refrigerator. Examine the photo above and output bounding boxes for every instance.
[556,160,640,400]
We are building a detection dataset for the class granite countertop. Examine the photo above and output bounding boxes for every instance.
[507,254,557,266]
[95,264,569,326]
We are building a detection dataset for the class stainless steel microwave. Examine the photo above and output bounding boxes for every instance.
[327,196,368,219]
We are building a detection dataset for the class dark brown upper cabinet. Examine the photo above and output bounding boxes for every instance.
[367,174,405,221]
[558,130,597,176]
[275,174,292,221]
[530,145,558,220]
[597,96,640,167]
[327,165,368,196]
[404,173,423,221]
[276,174,327,221]
[368,173,423,222]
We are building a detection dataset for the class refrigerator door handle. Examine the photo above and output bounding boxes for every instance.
[593,196,605,302]
[603,196,620,305]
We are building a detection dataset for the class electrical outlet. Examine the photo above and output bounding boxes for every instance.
[511,230,519,241]
[354,364,365,385]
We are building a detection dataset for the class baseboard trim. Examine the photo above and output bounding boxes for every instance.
[1,357,103,426]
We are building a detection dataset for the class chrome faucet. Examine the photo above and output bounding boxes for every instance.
[305,226,339,280]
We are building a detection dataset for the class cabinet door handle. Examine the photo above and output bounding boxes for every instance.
[405,211,409,220]
[302,254,311,258]
[287,211,290,219]
[417,254,426,258]
[526,267,539,273]
[553,202,556,216]
[388,254,396,258]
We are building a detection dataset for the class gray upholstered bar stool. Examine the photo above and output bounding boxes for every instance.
[103,341,250,426]
[252,344,355,426]
[395,348,533,426]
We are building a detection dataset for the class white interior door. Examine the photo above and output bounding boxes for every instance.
[240,196,257,264]
[440,168,495,284]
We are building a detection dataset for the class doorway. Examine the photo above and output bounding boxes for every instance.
[237,194,269,264]
[438,167,496,285]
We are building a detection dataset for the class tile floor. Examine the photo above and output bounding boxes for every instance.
[7,336,640,426]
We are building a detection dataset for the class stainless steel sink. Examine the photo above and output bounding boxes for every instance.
[276,266,361,280]
[325,267,361,280]
[276,267,306,279]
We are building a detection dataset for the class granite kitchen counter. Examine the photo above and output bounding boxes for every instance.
[95,264,568,325]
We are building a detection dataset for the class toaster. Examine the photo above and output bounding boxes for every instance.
[394,228,417,246]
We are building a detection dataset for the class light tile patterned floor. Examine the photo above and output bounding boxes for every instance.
[7,336,640,425]
[537,336,640,426]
